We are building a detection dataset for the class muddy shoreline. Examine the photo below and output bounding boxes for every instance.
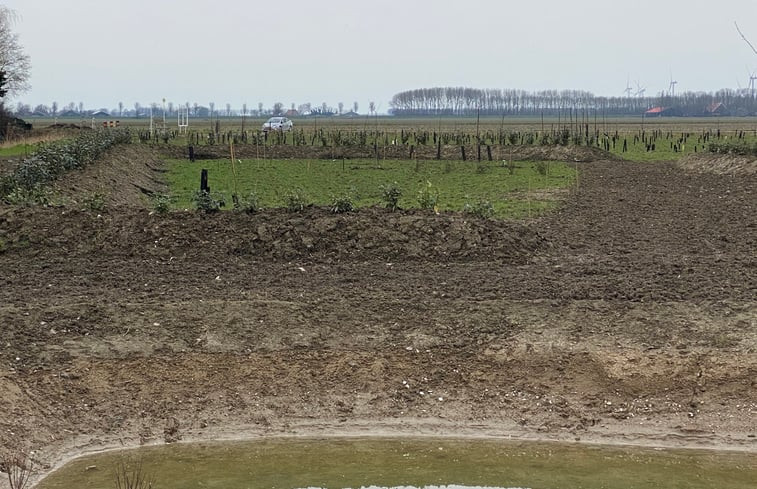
[31,417,757,488]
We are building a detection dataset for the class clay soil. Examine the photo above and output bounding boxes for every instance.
[0,145,755,485]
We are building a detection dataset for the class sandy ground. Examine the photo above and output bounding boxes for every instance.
[0,145,755,487]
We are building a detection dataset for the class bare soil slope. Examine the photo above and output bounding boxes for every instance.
[678,152,757,175]
[0,146,755,484]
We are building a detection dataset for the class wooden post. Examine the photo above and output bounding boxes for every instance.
[200,169,209,193]
[230,141,239,206]
[436,140,441,160]
[486,145,492,161]
[461,145,466,161]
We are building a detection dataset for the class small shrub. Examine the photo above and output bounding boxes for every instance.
[380,182,402,211]
[2,452,33,489]
[534,161,548,176]
[237,191,263,214]
[330,194,355,213]
[151,194,172,214]
[192,189,226,213]
[3,186,50,206]
[82,192,106,212]
[475,162,490,174]
[416,180,439,210]
[464,198,495,219]
[114,459,154,489]
[283,187,308,212]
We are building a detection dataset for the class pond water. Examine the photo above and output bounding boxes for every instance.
[35,438,757,489]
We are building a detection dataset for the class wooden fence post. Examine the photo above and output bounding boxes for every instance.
[200,169,209,193]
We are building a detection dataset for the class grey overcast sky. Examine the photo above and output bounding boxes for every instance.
[4,0,757,112]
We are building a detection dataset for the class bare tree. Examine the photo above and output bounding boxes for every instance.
[51,101,57,117]
[208,102,215,117]
[258,102,263,115]
[225,102,231,116]
[353,101,358,114]
[118,101,123,117]
[272,102,283,115]
[369,101,375,115]
[0,7,30,97]
[133,102,141,118]
[338,101,344,114]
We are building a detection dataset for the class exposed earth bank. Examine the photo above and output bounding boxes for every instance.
[0,147,755,486]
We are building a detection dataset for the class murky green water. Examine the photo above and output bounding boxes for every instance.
[36,438,757,489]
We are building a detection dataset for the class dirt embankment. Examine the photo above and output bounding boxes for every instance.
[0,146,755,486]
[678,152,757,175]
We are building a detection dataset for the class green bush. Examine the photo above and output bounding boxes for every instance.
[380,182,402,211]
[2,128,131,198]
[416,180,439,210]
[330,194,355,214]
[463,198,494,219]
[283,188,308,212]
[151,194,172,214]
[708,140,757,156]
[534,161,548,176]
[81,192,106,212]
[2,186,50,206]
[237,191,263,214]
[475,162,490,174]
[192,190,226,213]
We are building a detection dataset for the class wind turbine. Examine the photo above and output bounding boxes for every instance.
[623,77,634,98]
[748,69,757,97]
[635,80,646,98]
[668,73,678,97]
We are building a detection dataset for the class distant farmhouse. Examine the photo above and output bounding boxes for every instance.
[644,106,673,117]
[704,102,728,116]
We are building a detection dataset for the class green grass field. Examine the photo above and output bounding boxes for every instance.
[165,158,577,219]
[0,143,37,157]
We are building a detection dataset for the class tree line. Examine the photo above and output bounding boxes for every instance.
[389,87,757,117]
